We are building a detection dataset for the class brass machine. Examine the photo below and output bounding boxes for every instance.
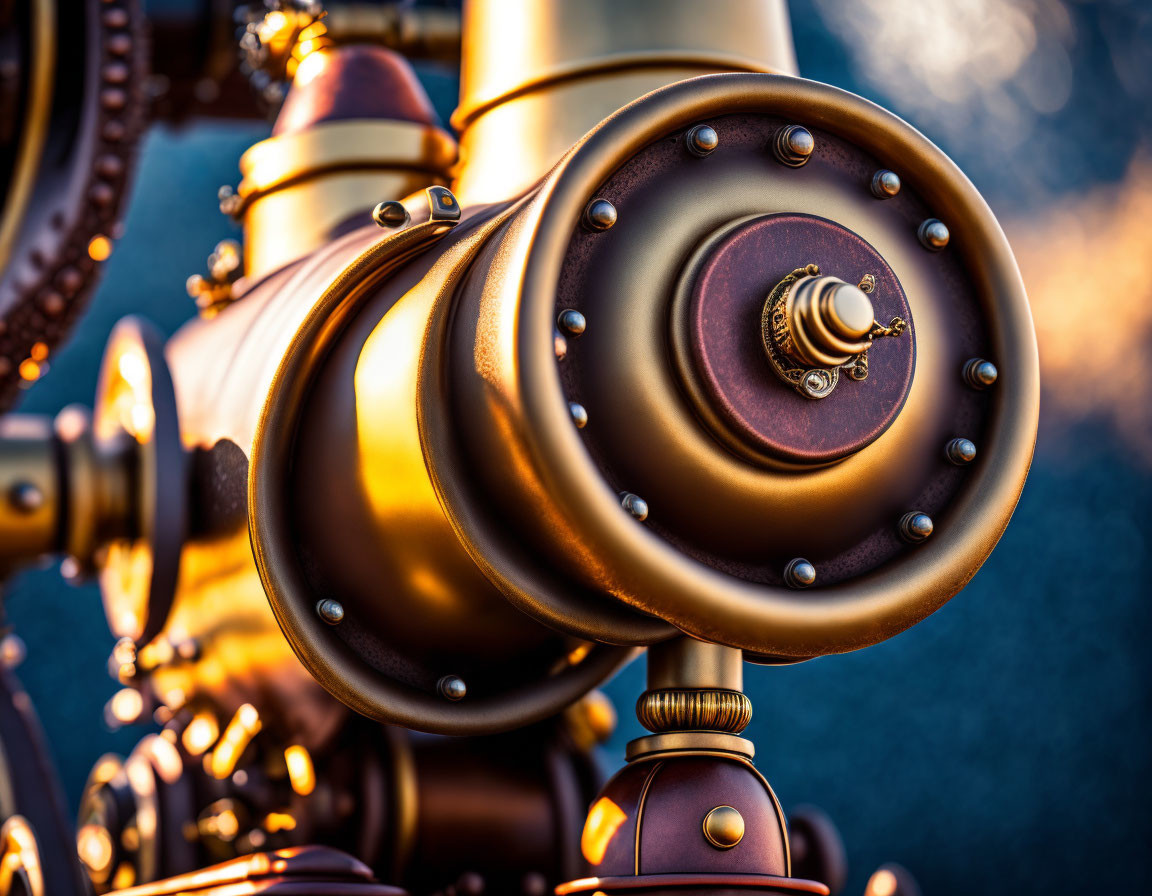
[0,1,1038,894]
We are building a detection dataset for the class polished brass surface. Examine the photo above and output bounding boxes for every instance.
[871,170,901,199]
[702,805,745,850]
[236,118,457,277]
[91,318,187,646]
[897,512,934,544]
[452,0,798,203]
[762,267,908,399]
[945,438,978,466]
[0,816,45,896]
[0,417,59,567]
[647,639,743,692]
[247,200,636,733]
[772,124,815,167]
[964,357,999,389]
[636,690,752,735]
[783,559,816,590]
[452,73,1038,658]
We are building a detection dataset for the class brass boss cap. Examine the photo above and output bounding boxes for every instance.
[784,275,874,368]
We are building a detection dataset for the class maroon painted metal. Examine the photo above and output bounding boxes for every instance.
[685,214,915,465]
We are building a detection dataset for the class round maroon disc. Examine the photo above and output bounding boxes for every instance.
[682,213,916,465]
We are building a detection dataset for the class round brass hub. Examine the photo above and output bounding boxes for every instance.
[673,213,915,466]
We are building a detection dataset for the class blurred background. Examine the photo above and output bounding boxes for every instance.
[5,0,1150,893]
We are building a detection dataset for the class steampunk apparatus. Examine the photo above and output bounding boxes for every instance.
[0,1,1038,894]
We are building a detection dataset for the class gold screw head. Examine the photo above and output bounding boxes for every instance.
[918,218,950,250]
[963,358,998,389]
[945,438,977,465]
[316,599,345,625]
[871,169,901,199]
[372,200,410,229]
[557,308,587,337]
[773,124,815,167]
[899,511,934,543]
[621,492,649,521]
[784,558,816,589]
[583,198,618,231]
[702,805,745,849]
[438,675,467,701]
[686,124,720,157]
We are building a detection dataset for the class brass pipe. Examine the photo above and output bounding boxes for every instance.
[452,0,798,203]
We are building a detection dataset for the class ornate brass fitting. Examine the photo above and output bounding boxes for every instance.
[761,264,907,399]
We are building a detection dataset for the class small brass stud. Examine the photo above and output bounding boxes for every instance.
[372,200,410,229]
[702,805,745,849]
[557,309,586,337]
[8,481,44,514]
[898,512,934,543]
[554,329,568,360]
[438,675,467,701]
[963,358,998,389]
[583,198,617,231]
[945,438,977,465]
[918,218,950,250]
[569,402,588,429]
[316,599,345,625]
[773,125,815,167]
[871,170,901,199]
[621,492,649,521]
[685,124,719,157]
[784,558,816,589]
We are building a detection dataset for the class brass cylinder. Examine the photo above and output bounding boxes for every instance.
[451,0,798,203]
[0,416,59,567]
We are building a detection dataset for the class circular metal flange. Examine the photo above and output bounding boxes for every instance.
[92,316,187,647]
[250,215,639,735]
[672,213,915,466]
[474,73,1038,658]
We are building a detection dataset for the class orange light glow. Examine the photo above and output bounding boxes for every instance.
[88,234,113,261]
[29,341,47,361]
[182,712,220,756]
[580,797,628,866]
[107,688,143,724]
[208,703,261,779]
[17,359,40,381]
[264,811,297,833]
[284,744,316,796]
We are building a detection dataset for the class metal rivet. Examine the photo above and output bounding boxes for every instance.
[784,558,816,589]
[945,438,977,465]
[685,124,719,157]
[702,805,745,849]
[898,512,934,543]
[871,169,901,199]
[569,402,588,428]
[557,309,586,337]
[372,200,410,228]
[917,218,950,250]
[963,358,998,389]
[621,492,649,521]
[8,482,44,514]
[438,675,467,701]
[773,124,814,167]
[554,329,568,360]
[316,599,345,625]
[583,198,617,231]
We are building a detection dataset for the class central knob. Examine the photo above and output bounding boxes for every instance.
[782,275,874,368]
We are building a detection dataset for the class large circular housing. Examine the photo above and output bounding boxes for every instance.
[447,73,1038,659]
[248,73,1037,731]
